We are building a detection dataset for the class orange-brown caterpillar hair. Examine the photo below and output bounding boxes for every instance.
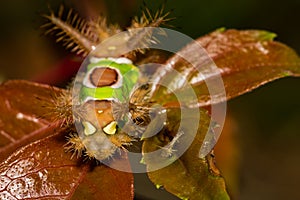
[42,5,121,56]
[42,4,173,57]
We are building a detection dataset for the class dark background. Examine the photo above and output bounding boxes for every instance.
[0,0,299,199]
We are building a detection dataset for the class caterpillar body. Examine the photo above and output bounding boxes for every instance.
[72,57,145,160]
[43,5,217,163]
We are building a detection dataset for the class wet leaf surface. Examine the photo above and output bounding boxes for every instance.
[0,131,134,200]
[0,80,64,162]
[0,80,134,200]
[151,29,300,107]
[142,29,300,199]
[143,108,230,200]
[1,29,300,199]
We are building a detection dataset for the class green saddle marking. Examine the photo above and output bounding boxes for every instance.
[81,59,139,102]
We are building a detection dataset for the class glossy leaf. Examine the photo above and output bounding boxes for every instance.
[0,80,64,162]
[0,131,133,200]
[143,108,229,200]
[0,80,134,200]
[151,29,300,107]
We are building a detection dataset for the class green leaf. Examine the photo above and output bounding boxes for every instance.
[142,108,230,200]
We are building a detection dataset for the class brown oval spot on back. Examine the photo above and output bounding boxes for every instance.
[90,67,118,87]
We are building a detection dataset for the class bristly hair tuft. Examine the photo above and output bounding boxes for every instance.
[39,87,74,127]
[42,4,174,57]
[42,5,121,56]
[126,3,174,55]
[64,131,86,159]
[130,2,174,29]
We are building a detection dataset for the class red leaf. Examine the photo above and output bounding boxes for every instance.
[0,132,133,200]
[31,56,83,85]
[0,80,63,162]
[151,29,300,107]
[0,80,134,200]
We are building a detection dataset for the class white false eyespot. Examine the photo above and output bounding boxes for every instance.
[103,121,118,135]
[82,121,97,136]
